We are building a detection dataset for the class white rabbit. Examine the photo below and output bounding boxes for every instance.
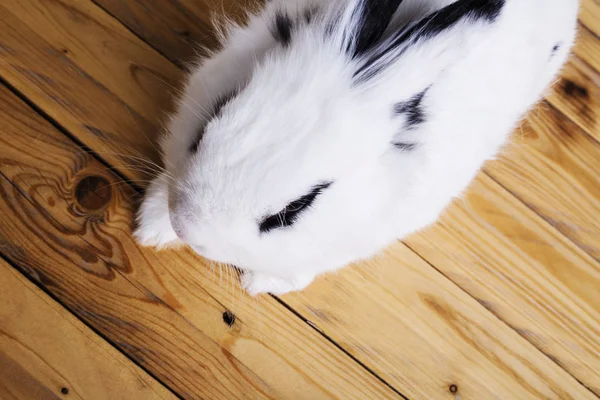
[135,0,579,295]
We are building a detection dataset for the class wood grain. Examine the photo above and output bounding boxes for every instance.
[544,1,600,143]
[1,88,594,400]
[537,0,600,145]
[487,102,600,261]
[405,172,600,396]
[285,235,598,400]
[1,0,599,399]
[0,0,176,177]
[0,77,399,399]
[577,2,600,74]
[0,259,175,400]
[92,0,260,67]
[546,57,600,143]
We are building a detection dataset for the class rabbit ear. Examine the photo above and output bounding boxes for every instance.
[353,0,506,84]
[326,0,404,59]
[349,0,405,57]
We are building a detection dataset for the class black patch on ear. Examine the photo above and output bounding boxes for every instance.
[189,88,239,152]
[303,6,318,24]
[394,88,428,129]
[393,142,416,151]
[355,0,505,82]
[351,0,404,57]
[259,182,332,233]
[414,0,504,40]
[272,11,294,47]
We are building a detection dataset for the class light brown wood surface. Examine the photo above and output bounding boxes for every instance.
[0,258,175,400]
[92,0,259,66]
[0,0,599,399]
[0,84,398,399]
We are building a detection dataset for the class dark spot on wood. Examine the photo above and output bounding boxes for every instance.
[449,384,458,394]
[231,265,243,276]
[83,124,112,139]
[474,298,496,313]
[222,310,236,327]
[180,30,191,40]
[61,387,69,395]
[562,79,589,99]
[47,197,55,207]
[75,176,112,211]
[62,49,69,54]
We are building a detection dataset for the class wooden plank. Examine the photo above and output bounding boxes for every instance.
[1,93,594,400]
[0,259,175,400]
[488,101,600,261]
[546,57,600,143]
[580,0,600,42]
[285,234,598,400]
[405,172,600,396]
[92,0,259,66]
[577,2,600,73]
[1,0,597,399]
[0,0,174,177]
[0,84,398,399]
[541,1,600,143]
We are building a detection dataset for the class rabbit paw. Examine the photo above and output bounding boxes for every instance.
[134,174,183,249]
[241,271,315,296]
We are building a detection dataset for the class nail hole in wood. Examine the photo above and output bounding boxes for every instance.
[222,310,236,327]
[75,176,112,211]
[449,384,458,394]
[61,387,69,395]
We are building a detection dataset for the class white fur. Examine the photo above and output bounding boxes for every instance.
[136,0,579,295]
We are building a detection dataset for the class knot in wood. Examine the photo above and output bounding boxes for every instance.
[75,175,112,212]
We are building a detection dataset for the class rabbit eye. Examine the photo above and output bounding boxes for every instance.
[259,182,332,233]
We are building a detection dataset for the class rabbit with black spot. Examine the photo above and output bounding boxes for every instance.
[135,0,580,295]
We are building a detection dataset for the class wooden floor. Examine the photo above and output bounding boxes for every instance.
[0,1,599,399]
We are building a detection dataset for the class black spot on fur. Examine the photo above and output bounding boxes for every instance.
[351,0,404,57]
[272,11,294,47]
[552,44,561,55]
[303,6,318,24]
[355,0,505,82]
[259,182,332,233]
[394,88,429,129]
[189,88,239,152]
[393,142,417,151]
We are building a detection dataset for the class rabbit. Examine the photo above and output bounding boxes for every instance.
[135,0,579,295]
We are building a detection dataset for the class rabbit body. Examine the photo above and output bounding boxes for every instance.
[135,0,579,295]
